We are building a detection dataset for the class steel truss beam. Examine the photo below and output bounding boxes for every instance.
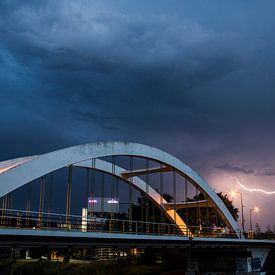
[164,200,214,210]
[121,165,173,178]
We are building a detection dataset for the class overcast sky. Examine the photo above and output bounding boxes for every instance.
[1,0,275,229]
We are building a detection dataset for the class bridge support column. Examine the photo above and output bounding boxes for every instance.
[81,208,87,232]
[246,247,270,273]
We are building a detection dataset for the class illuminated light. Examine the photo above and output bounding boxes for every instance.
[0,164,21,174]
[0,158,35,174]
[254,207,259,212]
[88,199,98,203]
[107,199,119,204]
[232,176,275,195]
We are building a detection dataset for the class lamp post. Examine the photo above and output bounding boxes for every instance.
[231,191,245,232]
[249,207,259,232]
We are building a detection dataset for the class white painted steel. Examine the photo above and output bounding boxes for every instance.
[0,141,242,237]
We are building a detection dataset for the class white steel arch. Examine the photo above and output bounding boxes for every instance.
[0,141,242,238]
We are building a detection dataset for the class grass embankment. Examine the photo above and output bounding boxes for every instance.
[10,261,163,275]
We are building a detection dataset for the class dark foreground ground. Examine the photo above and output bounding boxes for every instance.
[0,260,168,275]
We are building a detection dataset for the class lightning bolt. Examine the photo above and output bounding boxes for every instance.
[232,176,275,195]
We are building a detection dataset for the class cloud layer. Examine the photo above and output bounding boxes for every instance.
[1,0,275,227]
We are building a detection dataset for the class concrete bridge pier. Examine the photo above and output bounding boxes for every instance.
[246,247,270,274]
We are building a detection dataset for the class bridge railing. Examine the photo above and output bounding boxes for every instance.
[0,208,239,239]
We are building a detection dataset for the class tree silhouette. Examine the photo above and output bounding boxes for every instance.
[130,191,238,231]
[178,192,239,229]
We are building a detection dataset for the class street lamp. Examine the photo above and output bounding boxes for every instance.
[249,207,259,232]
[231,190,245,232]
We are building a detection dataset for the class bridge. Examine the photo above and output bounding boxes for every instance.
[0,141,274,272]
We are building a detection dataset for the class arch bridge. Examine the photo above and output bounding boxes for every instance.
[0,142,243,241]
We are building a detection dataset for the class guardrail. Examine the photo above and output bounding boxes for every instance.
[0,208,240,238]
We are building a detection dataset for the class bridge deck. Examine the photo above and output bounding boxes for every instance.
[0,228,274,249]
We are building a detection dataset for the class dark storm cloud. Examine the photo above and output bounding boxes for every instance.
[259,171,275,177]
[216,164,275,177]
[2,0,275,229]
[215,164,254,175]
[1,0,275,174]
[0,1,238,132]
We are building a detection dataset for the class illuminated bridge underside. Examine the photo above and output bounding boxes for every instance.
[0,141,242,238]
